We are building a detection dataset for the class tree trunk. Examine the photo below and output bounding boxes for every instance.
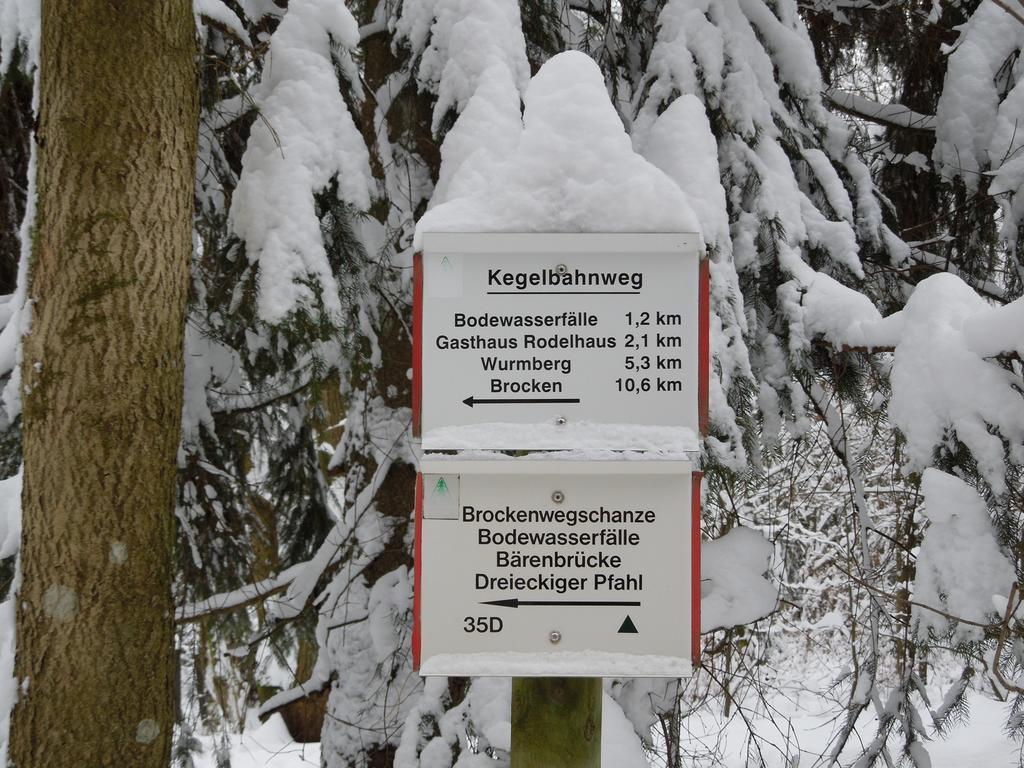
[10,2,197,766]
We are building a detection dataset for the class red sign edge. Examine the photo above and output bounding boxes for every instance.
[412,251,423,438]
[412,473,424,671]
[691,470,703,665]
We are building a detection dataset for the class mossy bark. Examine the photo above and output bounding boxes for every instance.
[511,678,602,768]
[9,1,198,766]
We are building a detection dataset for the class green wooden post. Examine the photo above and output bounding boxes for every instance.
[511,677,602,768]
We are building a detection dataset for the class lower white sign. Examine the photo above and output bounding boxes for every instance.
[415,460,698,677]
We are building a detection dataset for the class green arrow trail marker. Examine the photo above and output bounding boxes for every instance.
[432,476,450,496]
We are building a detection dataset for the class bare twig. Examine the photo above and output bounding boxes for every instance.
[993,0,1024,28]
[992,583,1024,695]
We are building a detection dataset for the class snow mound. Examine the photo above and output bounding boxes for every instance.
[914,468,1015,642]
[701,527,777,632]
[415,51,700,245]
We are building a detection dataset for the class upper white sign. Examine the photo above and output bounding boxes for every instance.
[416,233,704,451]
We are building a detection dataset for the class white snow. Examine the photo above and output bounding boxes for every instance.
[0,132,36,421]
[237,0,279,22]
[192,715,320,768]
[422,448,693,463]
[600,692,654,768]
[933,0,1024,188]
[913,468,1016,642]
[179,323,245,451]
[825,88,937,130]
[396,0,529,133]
[700,527,777,632]
[794,269,882,350]
[0,588,15,767]
[193,0,251,45]
[189,689,1023,768]
[857,274,1024,493]
[801,147,855,222]
[636,95,729,250]
[795,271,1024,494]
[634,90,753,472]
[421,422,700,453]
[0,470,20,561]
[962,294,1024,359]
[396,0,528,209]
[0,0,38,76]
[419,650,691,678]
[415,51,701,245]
[464,677,510,752]
[229,0,371,324]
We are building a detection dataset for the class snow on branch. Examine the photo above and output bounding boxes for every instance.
[230,0,371,325]
[800,273,1024,494]
[396,0,530,133]
[825,88,936,130]
[992,0,1024,28]
[914,469,1016,642]
[177,447,395,627]
[396,0,529,206]
[193,0,252,47]
[933,1,1024,189]
[904,247,1007,303]
[176,566,298,623]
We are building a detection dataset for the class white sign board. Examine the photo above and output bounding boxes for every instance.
[414,460,698,677]
[415,233,704,451]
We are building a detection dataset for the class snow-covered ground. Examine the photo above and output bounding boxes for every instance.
[197,688,1018,768]
[677,690,1018,767]
[194,716,320,768]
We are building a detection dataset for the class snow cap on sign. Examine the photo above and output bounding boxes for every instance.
[415,51,701,246]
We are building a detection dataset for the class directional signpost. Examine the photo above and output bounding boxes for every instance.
[412,232,707,767]
[414,460,699,676]
[414,232,705,450]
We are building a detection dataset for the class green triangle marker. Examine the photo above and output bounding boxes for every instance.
[432,476,449,496]
[617,615,638,634]
[440,255,453,272]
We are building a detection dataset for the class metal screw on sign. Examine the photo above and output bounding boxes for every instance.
[554,415,567,426]
[551,490,565,504]
[555,263,568,274]
[549,630,562,644]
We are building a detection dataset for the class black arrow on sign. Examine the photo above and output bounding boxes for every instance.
[480,598,641,608]
[462,396,581,408]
